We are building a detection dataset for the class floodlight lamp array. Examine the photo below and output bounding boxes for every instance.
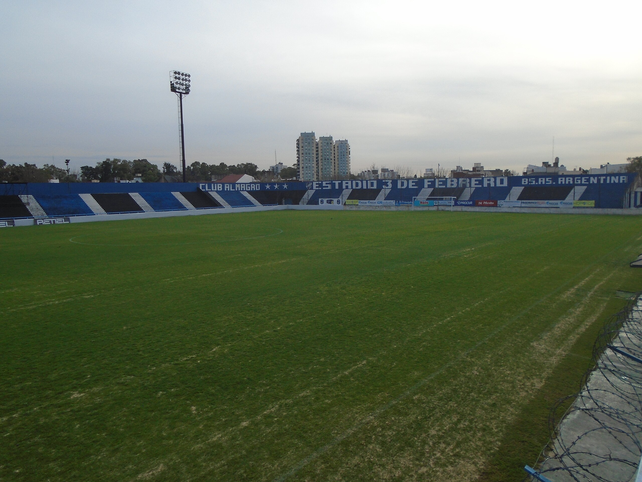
[170,70,191,94]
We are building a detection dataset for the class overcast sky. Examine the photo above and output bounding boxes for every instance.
[2,0,641,175]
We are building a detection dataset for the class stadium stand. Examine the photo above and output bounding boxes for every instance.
[0,173,639,224]
[347,189,381,201]
[137,192,187,212]
[179,191,222,209]
[91,193,144,213]
[518,186,574,200]
[0,195,33,219]
[430,187,467,199]
[34,195,94,217]
[213,190,257,208]
[248,190,305,206]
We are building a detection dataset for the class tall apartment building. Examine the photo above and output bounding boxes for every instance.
[296,132,317,181]
[317,136,334,180]
[296,132,350,181]
[333,140,350,178]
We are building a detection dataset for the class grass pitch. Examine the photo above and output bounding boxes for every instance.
[1,210,641,481]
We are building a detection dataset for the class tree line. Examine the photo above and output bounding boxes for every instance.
[4,156,639,184]
[178,161,297,182]
[0,160,78,183]
[0,159,297,183]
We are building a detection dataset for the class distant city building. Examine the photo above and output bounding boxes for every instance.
[270,162,285,175]
[423,168,435,178]
[450,163,504,178]
[296,132,317,181]
[523,158,586,176]
[333,140,351,178]
[296,132,351,181]
[451,164,484,179]
[358,167,397,180]
[588,163,627,174]
[359,169,378,180]
[317,136,334,180]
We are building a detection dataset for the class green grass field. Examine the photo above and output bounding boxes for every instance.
[1,210,641,481]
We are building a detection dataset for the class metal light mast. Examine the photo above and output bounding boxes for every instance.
[169,70,191,182]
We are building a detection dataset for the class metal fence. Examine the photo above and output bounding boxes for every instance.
[525,294,642,482]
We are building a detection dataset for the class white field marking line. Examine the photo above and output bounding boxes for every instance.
[405,263,557,344]
[5,235,289,307]
[272,240,638,481]
[561,269,600,300]
[0,278,82,296]
[532,271,615,354]
[160,243,384,285]
[0,287,20,295]
[192,267,551,464]
[198,294,511,445]
[3,242,377,310]
[273,301,551,482]
[405,294,500,344]
[2,292,103,314]
[5,266,588,434]
[68,228,284,247]
[192,264,558,449]
[534,266,551,276]
[161,257,302,284]
[192,357,375,451]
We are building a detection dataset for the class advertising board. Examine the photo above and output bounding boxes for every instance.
[476,200,498,207]
[35,217,71,226]
[498,201,521,208]
[318,198,342,206]
[573,200,595,208]
[519,201,574,208]
[359,200,395,206]
[414,199,453,207]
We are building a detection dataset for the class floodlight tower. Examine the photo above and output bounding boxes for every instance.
[169,70,191,182]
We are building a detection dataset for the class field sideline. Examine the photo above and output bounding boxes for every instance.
[1,210,641,481]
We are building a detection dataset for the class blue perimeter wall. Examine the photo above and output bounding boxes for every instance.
[0,173,639,220]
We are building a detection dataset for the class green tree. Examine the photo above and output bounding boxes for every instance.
[211,162,230,178]
[132,159,161,182]
[185,161,213,182]
[626,156,642,175]
[13,163,50,182]
[80,165,99,182]
[280,166,297,180]
[111,159,134,181]
[43,164,69,181]
[229,163,258,177]
[97,160,114,182]
[163,163,178,175]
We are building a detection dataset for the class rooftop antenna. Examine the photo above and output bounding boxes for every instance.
[552,136,555,163]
